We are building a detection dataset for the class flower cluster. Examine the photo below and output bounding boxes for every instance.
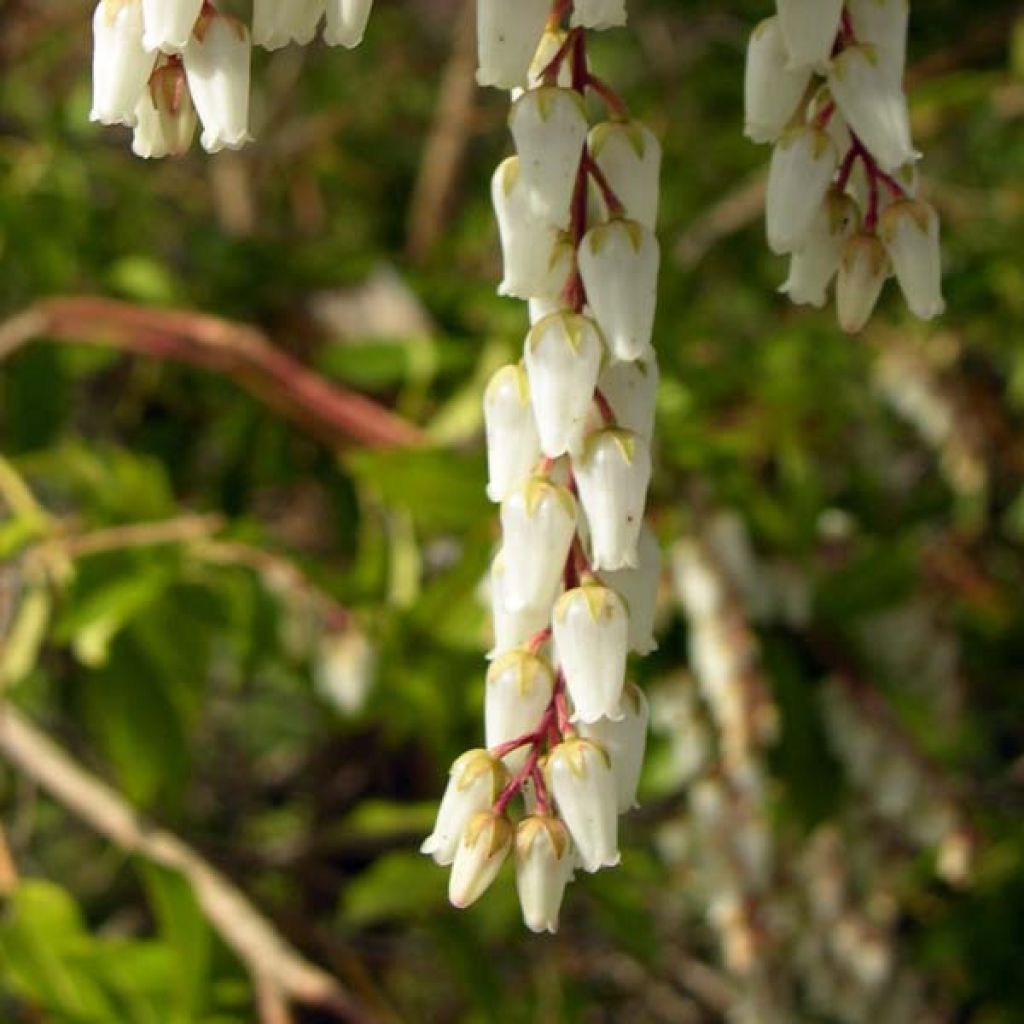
[90,0,373,158]
[420,0,662,932]
[745,1,944,332]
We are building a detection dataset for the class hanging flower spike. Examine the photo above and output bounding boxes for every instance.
[91,0,157,127]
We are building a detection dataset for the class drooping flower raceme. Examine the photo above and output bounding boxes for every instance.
[744,2,945,331]
[421,1,662,933]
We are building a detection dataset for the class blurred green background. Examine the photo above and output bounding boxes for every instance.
[2,1,1024,1021]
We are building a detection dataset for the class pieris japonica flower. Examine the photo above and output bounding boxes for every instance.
[827,44,916,172]
[476,0,550,90]
[488,552,551,658]
[775,0,845,71]
[837,232,890,334]
[500,478,576,611]
[879,199,945,320]
[601,525,661,655]
[492,158,574,301]
[484,363,541,503]
[524,313,604,458]
[588,122,662,230]
[449,810,514,908]
[766,126,839,254]
[577,219,659,362]
[253,0,324,50]
[132,59,196,159]
[743,17,812,144]
[324,0,374,49]
[780,188,859,307]
[421,750,508,866]
[596,359,658,442]
[91,0,156,127]
[553,583,628,724]
[183,10,252,153]
[515,816,574,933]
[141,0,203,54]
[574,429,651,571]
[578,683,649,811]
[486,649,556,770]
[546,737,619,873]
[848,0,909,82]
[509,88,589,230]
[570,0,627,31]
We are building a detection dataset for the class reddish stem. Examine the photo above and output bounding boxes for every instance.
[540,25,582,85]
[585,73,629,120]
[583,152,626,219]
[527,626,553,653]
[593,386,617,425]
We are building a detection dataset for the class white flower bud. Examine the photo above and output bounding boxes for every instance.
[601,525,661,655]
[141,0,203,54]
[554,583,628,724]
[570,0,627,30]
[509,88,588,230]
[449,810,513,908]
[546,737,619,873]
[488,550,551,659]
[91,0,156,127]
[588,121,661,229]
[476,0,550,89]
[485,649,555,772]
[324,0,374,49]
[421,750,508,866]
[775,0,845,71]
[253,0,325,50]
[578,683,649,811]
[848,0,909,83]
[500,478,576,612]
[577,219,659,362]
[827,44,916,173]
[183,11,252,153]
[515,816,574,933]
[131,60,196,159]
[765,125,839,254]
[743,17,813,144]
[597,358,658,442]
[879,199,945,321]
[524,313,604,458]
[573,428,651,571]
[484,363,541,503]
[837,232,890,333]
[491,158,575,301]
[780,188,859,307]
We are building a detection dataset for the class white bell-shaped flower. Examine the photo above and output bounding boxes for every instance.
[577,219,659,362]
[476,0,550,89]
[488,550,551,659]
[848,0,909,83]
[879,199,945,321]
[484,363,541,503]
[141,0,203,54]
[573,429,651,571]
[515,816,574,934]
[570,0,627,30]
[183,11,252,153]
[744,17,813,145]
[837,232,890,333]
[776,0,844,71]
[765,125,839,254]
[131,59,196,159]
[421,750,508,866]
[554,583,628,724]
[780,188,859,307]
[546,737,619,873]
[588,121,661,230]
[524,312,604,458]
[578,683,649,811]
[324,0,374,48]
[827,44,916,173]
[449,810,514,909]
[91,0,157,127]
[509,88,589,230]
[600,526,661,655]
[597,358,658,442]
[485,649,556,772]
[500,478,576,612]
[491,158,575,301]
[253,0,325,49]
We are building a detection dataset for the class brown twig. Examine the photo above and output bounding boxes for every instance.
[0,822,18,895]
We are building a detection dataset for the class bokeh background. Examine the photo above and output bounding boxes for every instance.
[2,1,1024,1021]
